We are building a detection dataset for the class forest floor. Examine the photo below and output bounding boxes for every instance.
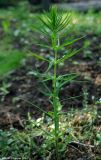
[0,34,101,129]
[0,2,101,159]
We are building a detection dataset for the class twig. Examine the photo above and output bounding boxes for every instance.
[68,144,83,154]
[68,141,95,148]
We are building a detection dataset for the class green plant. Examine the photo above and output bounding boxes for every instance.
[0,50,25,76]
[83,40,92,59]
[0,106,100,159]
[0,81,11,102]
[0,127,37,159]
[2,20,10,34]
[30,6,81,159]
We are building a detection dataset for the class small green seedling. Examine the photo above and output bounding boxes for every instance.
[30,6,81,159]
[0,81,11,102]
[83,40,92,59]
[2,20,10,34]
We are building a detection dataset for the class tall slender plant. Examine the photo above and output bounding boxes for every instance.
[31,6,81,159]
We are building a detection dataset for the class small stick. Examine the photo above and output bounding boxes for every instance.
[68,141,95,148]
[68,144,83,154]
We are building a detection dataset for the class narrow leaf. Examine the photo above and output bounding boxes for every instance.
[57,49,81,63]
[29,52,49,62]
[59,74,78,88]
[61,37,84,48]
[20,97,52,118]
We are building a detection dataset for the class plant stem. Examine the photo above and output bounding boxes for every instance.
[53,50,59,159]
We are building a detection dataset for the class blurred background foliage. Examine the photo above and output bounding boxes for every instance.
[0,0,20,6]
[0,0,101,77]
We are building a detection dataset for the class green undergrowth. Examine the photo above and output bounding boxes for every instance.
[0,3,101,77]
[0,3,101,35]
[0,34,25,76]
[69,10,101,35]
[0,48,25,77]
[0,107,101,159]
